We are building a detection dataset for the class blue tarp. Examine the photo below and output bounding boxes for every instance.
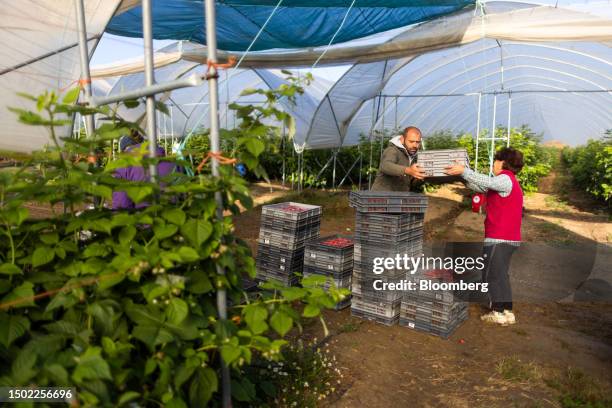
[106,0,473,51]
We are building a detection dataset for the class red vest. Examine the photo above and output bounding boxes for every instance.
[485,169,523,241]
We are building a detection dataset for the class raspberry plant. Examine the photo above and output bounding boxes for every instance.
[0,77,347,407]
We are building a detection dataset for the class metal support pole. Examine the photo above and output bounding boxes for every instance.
[332,149,337,190]
[475,93,482,171]
[204,0,231,406]
[74,0,95,138]
[489,94,497,176]
[291,146,295,190]
[281,124,286,187]
[507,93,512,147]
[298,152,304,192]
[142,0,158,180]
[358,145,363,190]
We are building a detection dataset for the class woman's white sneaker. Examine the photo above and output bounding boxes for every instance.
[503,310,516,325]
[480,311,508,326]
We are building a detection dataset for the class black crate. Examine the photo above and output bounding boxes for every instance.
[303,256,353,272]
[303,264,352,279]
[353,227,423,244]
[260,214,322,229]
[261,202,322,221]
[351,309,399,326]
[257,243,304,258]
[349,191,428,206]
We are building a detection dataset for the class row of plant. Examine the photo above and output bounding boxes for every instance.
[561,131,611,207]
[0,78,348,406]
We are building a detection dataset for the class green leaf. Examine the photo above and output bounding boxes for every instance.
[12,349,37,384]
[132,325,175,348]
[186,270,213,294]
[39,232,59,245]
[174,364,197,389]
[243,304,268,335]
[72,347,112,383]
[162,208,186,226]
[177,246,200,263]
[32,246,55,267]
[189,367,218,407]
[220,344,241,365]
[166,298,189,325]
[166,398,188,408]
[44,364,69,385]
[154,223,178,240]
[243,138,265,157]
[1,282,35,309]
[303,304,321,318]
[270,310,293,337]
[0,263,22,275]
[119,225,137,245]
[125,185,153,204]
[155,100,170,116]
[0,313,30,347]
[231,377,256,402]
[124,99,139,109]
[0,279,11,294]
[62,87,81,104]
[180,219,212,248]
[117,391,140,406]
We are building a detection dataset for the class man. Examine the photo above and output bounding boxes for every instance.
[371,126,426,191]
[112,131,176,209]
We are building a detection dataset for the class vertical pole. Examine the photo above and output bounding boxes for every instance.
[507,93,512,147]
[281,124,286,187]
[394,96,398,131]
[489,94,497,176]
[358,145,363,190]
[475,92,482,171]
[332,150,337,190]
[379,96,385,162]
[142,0,158,180]
[204,1,231,406]
[74,0,95,139]
[170,104,175,148]
[299,152,304,192]
[291,145,295,190]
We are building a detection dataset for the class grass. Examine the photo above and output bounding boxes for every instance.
[545,195,572,211]
[545,367,612,408]
[338,321,361,334]
[496,356,541,382]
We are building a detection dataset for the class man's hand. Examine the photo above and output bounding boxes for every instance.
[444,163,465,176]
[405,163,426,180]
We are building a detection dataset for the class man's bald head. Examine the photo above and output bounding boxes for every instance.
[401,126,422,154]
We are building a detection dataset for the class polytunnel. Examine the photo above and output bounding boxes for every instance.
[1,0,611,153]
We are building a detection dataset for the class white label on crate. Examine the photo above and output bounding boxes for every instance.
[264,238,270,244]
[327,265,334,270]
[408,322,415,328]
[280,257,286,263]
[279,265,285,271]
[310,253,316,258]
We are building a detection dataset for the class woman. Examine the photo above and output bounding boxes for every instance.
[445,147,524,326]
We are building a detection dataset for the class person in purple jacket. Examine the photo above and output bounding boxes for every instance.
[112,131,177,210]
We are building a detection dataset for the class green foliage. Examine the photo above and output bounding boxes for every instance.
[562,132,611,206]
[425,125,552,193]
[0,81,347,406]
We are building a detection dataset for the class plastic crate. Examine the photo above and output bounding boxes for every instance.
[257,243,304,258]
[349,191,428,206]
[304,248,353,265]
[352,227,423,244]
[351,309,399,326]
[303,256,353,272]
[256,252,304,269]
[258,231,320,250]
[303,271,352,289]
[260,219,321,236]
[350,296,401,318]
[417,149,469,178]
[261,202,322,221]
[350,284,403,302]
[260,214,321,229]
[303,264,352,278]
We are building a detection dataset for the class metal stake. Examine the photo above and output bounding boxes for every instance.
[489,94,497,176]
[475,92,482,171]
[142,0,158,179]
[507,93,512,147]
[204,0,231,406]
[74,0,95,139]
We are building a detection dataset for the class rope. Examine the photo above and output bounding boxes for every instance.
[311,0,356,70]
[195,151,237,173]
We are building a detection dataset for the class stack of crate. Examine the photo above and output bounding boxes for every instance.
[399,269,469,338]
[349,191,428,325]
[304,235,354,310]
[417,148,470,180]
[256,202,321,286]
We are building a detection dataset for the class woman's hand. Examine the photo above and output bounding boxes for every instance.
[444,163,465,176]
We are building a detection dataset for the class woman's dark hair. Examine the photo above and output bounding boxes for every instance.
[494,147,524,174]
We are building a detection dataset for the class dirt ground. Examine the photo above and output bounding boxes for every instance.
[235,164,612,407]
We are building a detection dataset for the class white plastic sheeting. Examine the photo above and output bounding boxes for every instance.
[0,0,127,153]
